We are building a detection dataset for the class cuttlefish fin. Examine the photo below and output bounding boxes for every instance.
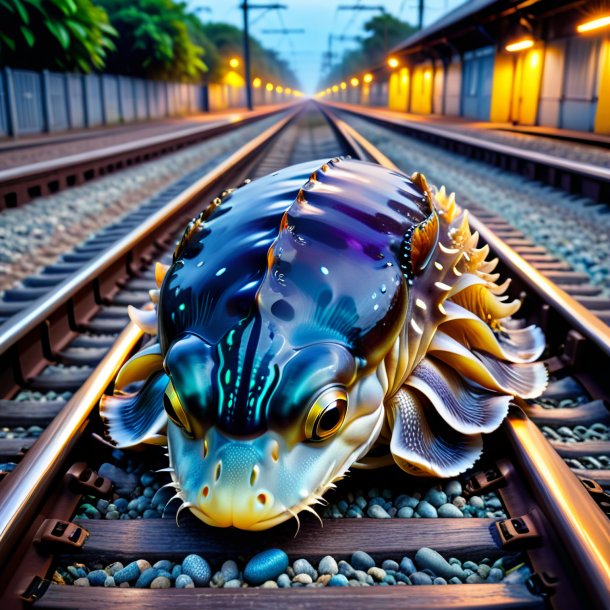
[100,371,168,447]
[388,386,482,478]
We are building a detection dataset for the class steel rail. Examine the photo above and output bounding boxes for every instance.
[507,408,610,609]
[0,106,289,183]
[0,105,297,209]
[320,104,610,357]
[322,101,610,184]
[0,321,143,566]
[0,107,300,356]
[323,106,610,609]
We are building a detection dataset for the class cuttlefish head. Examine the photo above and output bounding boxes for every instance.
[163,326,386,530]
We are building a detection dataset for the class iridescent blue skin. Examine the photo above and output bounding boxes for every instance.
[158,158,431,529]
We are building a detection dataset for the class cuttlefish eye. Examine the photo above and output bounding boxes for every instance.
[163,380,193,437]
[305,387,348,441]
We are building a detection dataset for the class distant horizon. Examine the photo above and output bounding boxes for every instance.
[187,0,466,94]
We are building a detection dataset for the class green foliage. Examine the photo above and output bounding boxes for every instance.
[194,21,299,88]
[0,0,117,72]
[320,13,416,88]
[97,0,207,82]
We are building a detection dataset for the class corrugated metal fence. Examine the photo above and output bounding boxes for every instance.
[0,67,206,137]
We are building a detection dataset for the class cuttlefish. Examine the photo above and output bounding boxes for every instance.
[101,158,546,530]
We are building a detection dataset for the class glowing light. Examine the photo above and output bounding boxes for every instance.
[340,81,347,90]
[388,57,399,69]
[332,85,339,92]
[577,15,610,33]
[326,87,331,94]
[350,77,360,87]
[229,57,240,69]
[265,82,274,91]
[285,87,292,94]
[505,38,534,52]
[252,77,262,88]
[276,85,283,93]
[363,73,373,84]
[424,70,431,80]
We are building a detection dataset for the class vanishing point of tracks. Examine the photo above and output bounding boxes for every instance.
[0,102,608,609]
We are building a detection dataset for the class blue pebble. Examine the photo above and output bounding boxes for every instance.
[243,549,288,586]
[143,509,158,519]
[293,558,316,580]
[368,497,385,507]
[182,554,211,587]
[423,487,447,508]
[382,560,399,572]
[171,565,182,580]
[140,472,156,487]
[367,504,391,518]
[157,570,172,580]
[87,570,107,586]
[410,571,433,585]
[153,560,173,572]
[114,498,128,511]
[277,573,291,588]
[338,560,355,578]
[415,500,437,518]
[175,574,194,589]
[221,560,239,582]
[351,551,375,572]
[397,506,414,519]
[114,561,140,584]
[328,574,349,587]
[395,572,411,584]
[135,568,158,588]
[224,579,242,588]
[395,494,418,510]
[399,557,416,575]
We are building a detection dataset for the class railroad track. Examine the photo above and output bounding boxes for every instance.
[0,105,291,210]
[0,103,608,609]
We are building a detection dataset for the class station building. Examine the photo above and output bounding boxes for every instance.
[323,0,610,135]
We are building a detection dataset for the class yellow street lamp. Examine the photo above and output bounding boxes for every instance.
[350,77,360,87]
[276,85,283,93]
[577,15,610,33]
[505,37,534,52]
[387,57,399,69]
[363,73,373,84]
[229,57,240,69]
[252,77,262,88]
[326,87,331,94]
[266,83,274,92]
[340,82,347,90]
[332,85,339,92]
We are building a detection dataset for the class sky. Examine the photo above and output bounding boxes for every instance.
[188,1,466,94]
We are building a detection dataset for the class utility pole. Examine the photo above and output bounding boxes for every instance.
[418,0,424,30]
[241,2,287,111]
[242,0,253,110]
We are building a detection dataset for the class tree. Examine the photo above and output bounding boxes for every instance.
[320,12,416,89]
[194,21,300,88]
[0,0,117,72]
[98,0,207,82]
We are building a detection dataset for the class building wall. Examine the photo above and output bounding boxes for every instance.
[595,37,610,134]
[461,46,495,120]
[410,62,433,114]
[388,68,410,112]
[444,56,462,116]
[538,40,565,127]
